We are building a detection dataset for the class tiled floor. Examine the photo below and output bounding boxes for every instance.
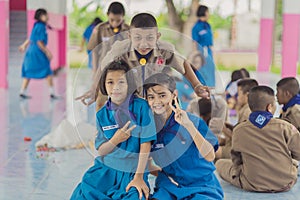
[1,68,300,200]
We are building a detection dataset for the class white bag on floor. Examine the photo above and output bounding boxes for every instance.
[35,119,96,149]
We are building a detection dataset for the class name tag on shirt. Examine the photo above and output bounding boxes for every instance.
[154,143,164,149]
[102,124,119,131]
[199,30,207,35]
[102,37,110,42]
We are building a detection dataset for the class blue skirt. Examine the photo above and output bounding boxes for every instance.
[22,44,52,79]
[151,171,224,200]
[71,158,148,200]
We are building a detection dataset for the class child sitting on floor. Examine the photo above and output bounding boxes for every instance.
[216,85,300,192]
[215,78,258,159]
[276,77,300,131]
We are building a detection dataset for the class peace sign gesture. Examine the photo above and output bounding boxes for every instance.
[169,97,192,128]
[112,121,136,145]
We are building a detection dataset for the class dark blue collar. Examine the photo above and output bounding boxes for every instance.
[156,112,186,143]
[249,111,273,129]
[106,95,136,126]
[134,49,153,61]
[282,94,300,112]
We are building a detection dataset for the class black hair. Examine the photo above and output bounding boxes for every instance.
[240,68,250,78]
[197,5,209,17]
[98,60,136,96]
[198,98,212,124]
[107,2,125,15]
[248,86,275,112]
[144,73,176,96]
[92,17,102,26]
[34,8,47,21]
[231,70,243,82]
[130,13,157,28]
[276,77,300,96]
[237,78,258,94]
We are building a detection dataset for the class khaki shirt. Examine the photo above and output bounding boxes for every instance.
[237,104,251,123]
[87,21,130,68]
[87,21,130,50]
[231,118,300,192]
[280,104,300,131]
[99,39,185,95]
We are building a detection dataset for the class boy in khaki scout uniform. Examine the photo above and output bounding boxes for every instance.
[77,13,209,111]
[216,86,300,192]
[87,2,129,72]
[215,78,258,159]
[276,77,300,131]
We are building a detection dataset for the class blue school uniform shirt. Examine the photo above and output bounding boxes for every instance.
[83,24,95,42]
[83,24,95,69]
[151,112,219,186]
[95,96,156,172]
[176,79,195,110]
[30,21,48,44]
[22,21,52,79]
[192,20,213,48]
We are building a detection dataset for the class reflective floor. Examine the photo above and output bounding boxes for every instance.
[1,68,300,200]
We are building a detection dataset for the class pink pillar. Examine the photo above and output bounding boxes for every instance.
[281,0,300,77]
[58,16,67,67]
[0,0,9,89]
[9,0,26,10]
[257,0,275,72]
[26,10,34,37]
[0,90,8,174]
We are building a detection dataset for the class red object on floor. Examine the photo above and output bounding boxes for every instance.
[24,137,32,142]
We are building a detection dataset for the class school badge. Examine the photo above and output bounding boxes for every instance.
[255,114,266,125]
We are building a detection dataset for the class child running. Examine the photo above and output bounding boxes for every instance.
[71,60,156,200]
[19,8,59,99]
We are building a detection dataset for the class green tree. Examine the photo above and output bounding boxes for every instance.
[69,0,106,45]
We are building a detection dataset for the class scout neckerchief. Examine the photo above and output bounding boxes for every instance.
[249,111,273,129]
[134,49,154,96]
[282,94,300,112]
[106,95,136,127]
[110,23,122,34]
[134,49,153,66]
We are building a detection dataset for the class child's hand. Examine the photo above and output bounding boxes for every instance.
[18,45,26,53]
[46,51,53,60]
[75,90,96,106]
[111,121,136,145]
[126,177,150,200]
[169,97,192,128]
[194,85,210,99]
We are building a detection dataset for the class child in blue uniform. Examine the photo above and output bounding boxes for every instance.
[19,8,58,99]
[192,5,214,58]
[192,5,215,87]
[71,60,156,200]
[144,73,224,200]
[79,17,102,69]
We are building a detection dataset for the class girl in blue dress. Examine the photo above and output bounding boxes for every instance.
[19,8,58,99]
[71,60,156,200]
[192,5,216,87]
[144,73,224,200]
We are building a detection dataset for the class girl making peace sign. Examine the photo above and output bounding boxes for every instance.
[144,73,224,200]
[71,61,156,200]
